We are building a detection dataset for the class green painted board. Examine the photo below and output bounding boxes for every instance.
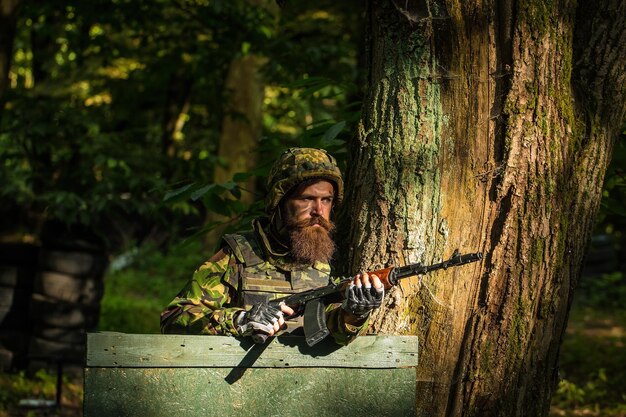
[84,367,416,417]
[86,332,419,368]
[84,333,418,417]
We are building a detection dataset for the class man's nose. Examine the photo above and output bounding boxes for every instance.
[310,199,323,214]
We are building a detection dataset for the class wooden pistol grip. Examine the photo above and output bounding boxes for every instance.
[368,267,395,289]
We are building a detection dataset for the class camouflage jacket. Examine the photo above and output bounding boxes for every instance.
[160,218,369,345]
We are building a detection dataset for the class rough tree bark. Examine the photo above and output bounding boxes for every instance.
[342,1,625,416]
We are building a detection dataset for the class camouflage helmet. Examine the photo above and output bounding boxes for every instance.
[265,148,344,213]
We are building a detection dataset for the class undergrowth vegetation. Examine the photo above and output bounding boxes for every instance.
[0,369,82,417]
[549,272,626,417]
[98,240,204,334]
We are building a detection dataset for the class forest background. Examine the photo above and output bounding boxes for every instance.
[0,1,624,416]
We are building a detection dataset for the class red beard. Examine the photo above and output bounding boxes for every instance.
[286,217,336,264]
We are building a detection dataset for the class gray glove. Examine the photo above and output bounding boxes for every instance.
[236,303,283,337]
[342,283,384,318]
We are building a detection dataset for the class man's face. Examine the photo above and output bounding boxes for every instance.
[281,179,336,264]
[282,180,334,225]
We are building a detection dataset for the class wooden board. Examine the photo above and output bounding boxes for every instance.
[86,332,419,368]
[84,333,419,417]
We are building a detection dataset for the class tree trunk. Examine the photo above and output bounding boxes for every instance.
[203,53,266,250]
[0,0,20,104]
[343,1,626,416]
[203,0,277,249]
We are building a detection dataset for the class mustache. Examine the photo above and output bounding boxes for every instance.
[286,216,335,232]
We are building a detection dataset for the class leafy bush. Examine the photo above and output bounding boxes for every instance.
[552,373,626,416]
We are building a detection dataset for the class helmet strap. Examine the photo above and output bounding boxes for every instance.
[269,207,290,243]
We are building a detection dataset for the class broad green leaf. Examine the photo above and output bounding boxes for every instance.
[191,184,216,201]
[322,121,346,143]
[163,183,196,203]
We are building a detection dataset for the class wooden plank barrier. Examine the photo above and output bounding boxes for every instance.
[84,332,419,417]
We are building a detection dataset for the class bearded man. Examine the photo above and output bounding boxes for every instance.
[160,148,384,345]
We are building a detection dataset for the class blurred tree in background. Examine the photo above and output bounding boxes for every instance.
[0,0,363,252]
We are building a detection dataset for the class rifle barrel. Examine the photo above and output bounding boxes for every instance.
[394,252,482,281]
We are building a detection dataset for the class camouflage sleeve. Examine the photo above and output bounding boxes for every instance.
[325,304,370,346]
[160,248,245,336]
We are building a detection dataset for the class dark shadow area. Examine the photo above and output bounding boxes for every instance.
[225,335,343,384]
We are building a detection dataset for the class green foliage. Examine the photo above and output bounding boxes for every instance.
[550,307,626,416]
[99,239,204,334]
[0,370,51,407]
[577,271,626,309]
[0,0,281,243]
[556,228,626,415]
[552,371,626,417]
[1,91,170,239]
[551,229,626,416]
[154,1,364,234]
[262,3,362,136]
[1,0,364,250]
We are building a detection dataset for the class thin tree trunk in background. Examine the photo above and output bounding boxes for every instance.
[204,0,277,250]
[342,1,625,416]
[0,0,20,106]
[161,69,193,158]
[204,54,266,250]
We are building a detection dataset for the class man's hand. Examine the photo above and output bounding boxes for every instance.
[342,272,384,319]
[236,303,295,340]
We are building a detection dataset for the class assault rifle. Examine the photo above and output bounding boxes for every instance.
[253,250,483,346]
